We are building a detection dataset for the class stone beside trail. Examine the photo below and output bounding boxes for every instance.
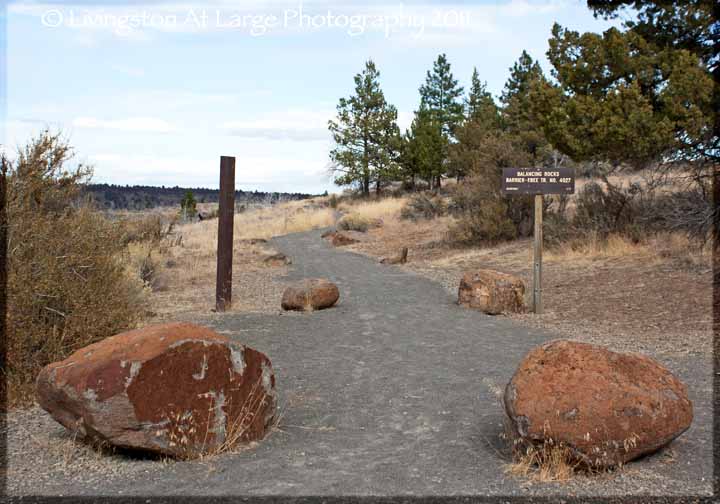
[458,269,527,315]
[36,322,277,458]
[281,278,340,311]
[9,228,711,497]
[504,339,693,467]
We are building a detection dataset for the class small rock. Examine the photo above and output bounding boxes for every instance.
[503,339,693,468]
[322,231,360,246]
[458,269,526,314]
[281,278,340,311]
[380,247,408,265]
[36,322,277,458]
[263,253,291,266]
[238,238,268,246]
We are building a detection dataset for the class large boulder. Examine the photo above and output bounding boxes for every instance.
[458,270,526,314]
[504,340,693,468]
[36,323,277,458]
[281,278,340,311]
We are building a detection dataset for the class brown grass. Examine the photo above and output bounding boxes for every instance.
[504,440,581,483]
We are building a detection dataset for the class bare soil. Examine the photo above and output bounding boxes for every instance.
[345,217,712,357]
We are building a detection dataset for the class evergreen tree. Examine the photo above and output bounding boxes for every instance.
[419,53,465,139]
[500,50,549,161]
[401,106,447,190]
[465,67,499,129]
[531,23,715,168]
[328,60,400,196]
[180,190,197,218]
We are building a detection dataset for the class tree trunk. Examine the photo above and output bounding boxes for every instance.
[375,180,381,196]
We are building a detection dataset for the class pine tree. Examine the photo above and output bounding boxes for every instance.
[401,106,447,191]
[180,190,197,219]
[328,60,401,196]
[465,67,499,129]
[419,53,465,139]
[501,51,549,161]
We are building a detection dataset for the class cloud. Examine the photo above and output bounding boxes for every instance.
[221,108,332,142]
[72,116,176,132]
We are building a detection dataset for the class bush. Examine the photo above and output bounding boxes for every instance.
[337,213,370,232]
[328,194,339,209]
[4,131,148,404]
[119,213,174,245]
[448,177,528,244]
[400,193,447,221]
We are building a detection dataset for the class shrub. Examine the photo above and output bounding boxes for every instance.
[400,193,447,221]
[337,213,370,232]
[448,177,524,244]
[4,131,147,405]
[120,213,174,245]
[328,194,339,209]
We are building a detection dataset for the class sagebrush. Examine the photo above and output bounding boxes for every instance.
[4,131,148,405]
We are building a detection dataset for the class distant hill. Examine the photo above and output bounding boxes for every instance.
[82,183,319,210]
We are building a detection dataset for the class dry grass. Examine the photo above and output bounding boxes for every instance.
[504,440,582,483]
[339,197,408,223]
[544,231,711,265]
[134,199,336,321]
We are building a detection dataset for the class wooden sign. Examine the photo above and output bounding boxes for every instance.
[501,167,575,315]
[501,168,574,195]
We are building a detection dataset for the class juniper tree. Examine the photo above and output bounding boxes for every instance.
[328,60,400,196]
[531,23,715,169]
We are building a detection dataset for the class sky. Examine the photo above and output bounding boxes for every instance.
[3,0,625,194]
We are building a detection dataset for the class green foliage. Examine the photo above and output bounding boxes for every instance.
[4,131,146,403]
[501,50,550,161]
[400,106,447,190]
[532,23,715,166]
[419,53,465,139]
[328,60,401,196]
[180,189,197,217]
[465,67,500,131]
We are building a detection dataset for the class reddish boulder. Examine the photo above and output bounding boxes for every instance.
[281,278,340,311]
[458,270,526,314]
[504,340,693,468]
[323,231,360,247]
[36,323,277,458]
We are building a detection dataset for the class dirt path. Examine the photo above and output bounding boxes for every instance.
[6,229,713,497]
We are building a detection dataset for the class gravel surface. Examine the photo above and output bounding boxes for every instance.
[4,229,713,497]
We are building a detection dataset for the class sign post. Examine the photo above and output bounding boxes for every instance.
[501,168,574,314]
[216,156,235,312]
[533,194,543,314]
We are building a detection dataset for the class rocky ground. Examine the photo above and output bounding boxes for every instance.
[3,228,713,497]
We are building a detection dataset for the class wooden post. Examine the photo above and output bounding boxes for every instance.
[216,156,235,312]
[533,194,543,314]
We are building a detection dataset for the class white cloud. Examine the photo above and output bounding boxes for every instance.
[221,108,332,142]
[73,116,177,132]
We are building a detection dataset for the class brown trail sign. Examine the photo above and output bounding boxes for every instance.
[501,168,575,314]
